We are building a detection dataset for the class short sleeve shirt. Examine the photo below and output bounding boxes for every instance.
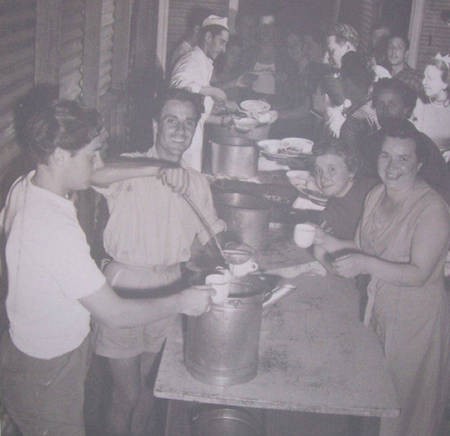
[99,150,226,267]
[2,172,106,358]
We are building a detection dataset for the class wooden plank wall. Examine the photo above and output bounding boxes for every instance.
[0,0,37,179]
[416,0,450,73]
[166,0,228,66]
[59,0,84,100]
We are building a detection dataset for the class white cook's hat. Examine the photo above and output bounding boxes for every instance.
[201,15,229,31]
[260,15,275,25]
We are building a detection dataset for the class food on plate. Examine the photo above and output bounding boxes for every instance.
[257,139,281,154]
[279,138,314,155]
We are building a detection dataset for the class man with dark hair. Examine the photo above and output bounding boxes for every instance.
[92,88,226,435]
[387,34,423,95]
[0,97,213,435]
[170,15,232,171]
[365,78,450,204]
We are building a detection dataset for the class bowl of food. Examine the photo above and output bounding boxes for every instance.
[253,110,278,125]
[257,139,282,155]
[240,99,271,117]
[233,116,258,132]
[279,138,314,156]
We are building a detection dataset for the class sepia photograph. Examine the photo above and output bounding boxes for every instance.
[0,0,449,435]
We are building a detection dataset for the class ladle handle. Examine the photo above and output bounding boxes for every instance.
[181,192,226,261]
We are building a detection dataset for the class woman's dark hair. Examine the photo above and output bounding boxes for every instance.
[428,56,450,85]
[380,119,429,165]
[156,88,204,120]
[372,77,417,116]
[22,99,102,164]
[313,139,361,174]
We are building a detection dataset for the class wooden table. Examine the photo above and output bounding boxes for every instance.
[154,245,399,431]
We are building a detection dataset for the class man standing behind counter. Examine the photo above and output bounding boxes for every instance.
[170,15,232,171]
[0,98,213,436]
[92,88,226,436]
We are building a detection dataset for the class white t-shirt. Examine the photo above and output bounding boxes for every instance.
[98,149,226,267]
[1,172,106,359]
[170,46,215,170]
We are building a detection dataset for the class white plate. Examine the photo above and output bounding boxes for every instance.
[279,137,314,156]
[240,99,271,114]
[292,196,326,211]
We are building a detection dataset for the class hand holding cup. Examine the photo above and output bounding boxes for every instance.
[294,223,316,248]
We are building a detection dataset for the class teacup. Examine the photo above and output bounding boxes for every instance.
[229,259,258,277]
[294,223,316,248]
[205,274,230,304]
[222,249,252,266]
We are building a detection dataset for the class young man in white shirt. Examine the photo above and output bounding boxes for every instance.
[170,15,234,171]
[0,99,213,435]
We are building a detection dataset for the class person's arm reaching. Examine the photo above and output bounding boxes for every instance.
[332,202,450,286]
[91,157,177,188]
[80,282,214,329]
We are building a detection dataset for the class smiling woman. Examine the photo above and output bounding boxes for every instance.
[412,54,450,154]
[313,119,450,436]
[312,140,377,241]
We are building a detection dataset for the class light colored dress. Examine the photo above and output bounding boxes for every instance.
[412,98,450,153]
[356,181,450,436]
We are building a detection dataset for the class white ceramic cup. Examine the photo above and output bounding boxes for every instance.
[205,274,230,304]
[294,223,316,248]
[229,259,258,277]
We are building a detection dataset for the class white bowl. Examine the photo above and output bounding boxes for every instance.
[280,137,314,155]
[240,99,271,115]
[233,117,258,132]
[254,110,278,125]
[257,139,281,154]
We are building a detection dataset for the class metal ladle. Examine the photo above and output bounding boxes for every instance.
[181,192,227,263]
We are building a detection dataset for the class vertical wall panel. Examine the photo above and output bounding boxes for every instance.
[416,0,450,73]
[59,0,84,99]
[0,0,36,177]
[98,0,114,97]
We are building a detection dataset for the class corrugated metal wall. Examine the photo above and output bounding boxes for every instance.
[59,0,84,100]
[0,0,36,175]
[416,0,450,72]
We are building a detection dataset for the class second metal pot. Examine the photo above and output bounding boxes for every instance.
[210,136,258,179]
[214,193,271,250]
